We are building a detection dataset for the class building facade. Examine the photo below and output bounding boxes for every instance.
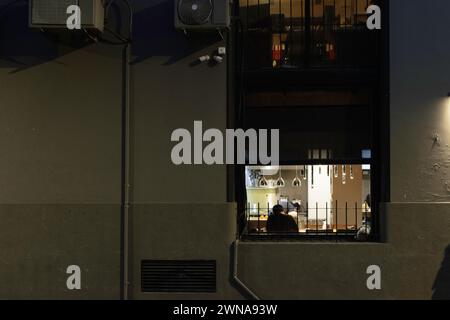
[0,0,450,299]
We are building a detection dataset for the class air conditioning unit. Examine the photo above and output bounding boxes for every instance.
[175,0,230,31]
[29,0,104,31]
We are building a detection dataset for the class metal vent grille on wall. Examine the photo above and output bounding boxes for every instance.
[141,260,216,293]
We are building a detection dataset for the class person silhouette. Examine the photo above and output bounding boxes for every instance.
[432,245,450,300]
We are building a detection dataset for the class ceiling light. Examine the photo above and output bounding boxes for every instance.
[259,176,268,187]
[276,168,285,188]
[292,166,302,187]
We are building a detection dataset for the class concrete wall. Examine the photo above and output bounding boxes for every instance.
[129,203,241,300]
[1,0,450,300]
[0,0,233,299]
[128,0,238,299]
[0,205,120,299]
[237,203,450,300]
[390,0,450,202]
[0,0,123,297]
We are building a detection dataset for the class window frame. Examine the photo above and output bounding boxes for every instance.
[229,0,389,242]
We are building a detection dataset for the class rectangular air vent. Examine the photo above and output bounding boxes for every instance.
[29,0,104,31]
[141,260,216,293]
[31,0,77,25]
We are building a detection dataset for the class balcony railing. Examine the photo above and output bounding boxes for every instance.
[242,201,374,241]
[239,0,379,71]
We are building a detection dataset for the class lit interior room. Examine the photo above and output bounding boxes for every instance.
[245,163,371,236]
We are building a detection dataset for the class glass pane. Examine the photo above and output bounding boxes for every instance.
[245,164,371,236]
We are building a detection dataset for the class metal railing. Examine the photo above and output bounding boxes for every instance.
[242,201,373,241]
[239,0,379,70]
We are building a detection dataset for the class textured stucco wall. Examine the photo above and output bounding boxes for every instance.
[390,0,450,202]
[237,203,450,300]
[1,0,450,300]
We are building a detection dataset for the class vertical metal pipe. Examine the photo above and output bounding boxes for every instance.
[305,0,311,66]
[257,202,260,233]
[335,200,338,240]
[364,201,368,231]
[306,201,309,231]
[326,202,328,237]
[279,0,282,66]
[233,241,260,300]
[345,202,348,233]
[344,0,347,27]
[120,42,132,301]
[296,197,299,234]
[247,202,250,234]
[316,202,318,234]
[257,0,260,23]
[290,0,293,65]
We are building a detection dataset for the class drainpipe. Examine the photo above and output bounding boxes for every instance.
[120,41,131,300]
[232,240,260,300]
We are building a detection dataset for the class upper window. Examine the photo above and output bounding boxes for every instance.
[239,0,379,70]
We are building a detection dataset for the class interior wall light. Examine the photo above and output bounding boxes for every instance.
[292,166,302,187]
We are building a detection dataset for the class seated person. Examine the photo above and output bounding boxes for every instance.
[267,205,299,233]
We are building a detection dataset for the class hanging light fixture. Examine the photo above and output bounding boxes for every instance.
[334,165,339,178]
[259,175,268,187]
[350,165,354,180]
[292,166,302,187]
[311,166,314,189]
[342,165,347,185]
[303,165,307,180]
[276,167,285,187]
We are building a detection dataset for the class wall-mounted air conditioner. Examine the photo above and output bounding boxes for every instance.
[175,0,230,31]
[29,0,104,31]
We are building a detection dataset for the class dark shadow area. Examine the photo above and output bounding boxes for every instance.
[0,0,94,72]
[432,245,450,300]
[131,0,223,65]
[0,0,133,72]
[1,0,225,69]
